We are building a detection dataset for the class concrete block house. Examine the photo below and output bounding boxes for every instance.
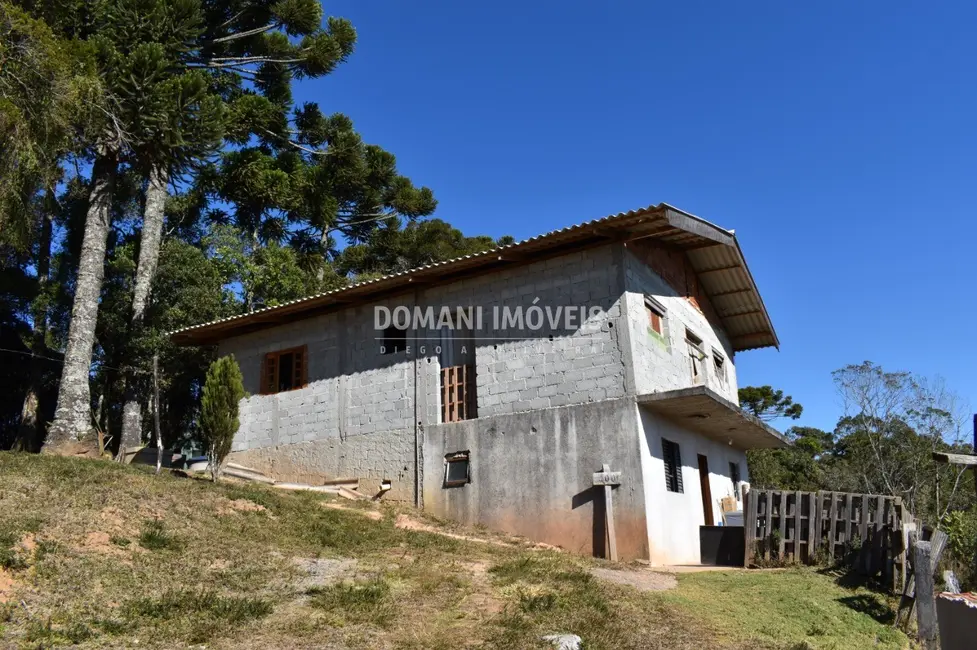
[172,203,787,565]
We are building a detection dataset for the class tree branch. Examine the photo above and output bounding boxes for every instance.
[211,23,276,43]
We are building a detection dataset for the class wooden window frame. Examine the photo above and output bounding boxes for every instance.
[644,296,666,337]
[662,438,684,493]
[712,349,727,387]
[441,364,476,423]
[685,329,705,383]
[261,345,308,395]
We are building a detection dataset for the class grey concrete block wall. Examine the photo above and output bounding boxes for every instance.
[622,248,739,401]
[215,244,631,502]
[214,240,741,507]
[433,245,628,417]
[423,397,650,559]
[219,296,426,499]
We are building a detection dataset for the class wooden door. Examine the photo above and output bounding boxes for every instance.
[698,454,714,525]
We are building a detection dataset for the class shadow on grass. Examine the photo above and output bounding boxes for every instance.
[815,567,898,625]
[836,594,896,625]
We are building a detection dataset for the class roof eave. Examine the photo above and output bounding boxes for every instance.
[638,386,790,450]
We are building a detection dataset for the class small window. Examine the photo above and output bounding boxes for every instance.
[729,461,741,499]
[713,350,727,387]
[685,330,704,383]
[644,296,666,337]
[662,438,683,493]
[262,346,307,394]
[381,326,407,355]
[443,451,470,487]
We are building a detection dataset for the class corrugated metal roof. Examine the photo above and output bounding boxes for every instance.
[170,202,779,351]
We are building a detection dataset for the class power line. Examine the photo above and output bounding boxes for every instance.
[0,347,150,375]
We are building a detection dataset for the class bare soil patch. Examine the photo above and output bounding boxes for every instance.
[321,502,382,520]
[216,497,269,515]
[0,568,16,604]
[590,566,677,592]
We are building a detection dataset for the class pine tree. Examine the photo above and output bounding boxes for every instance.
[199,355,244,482]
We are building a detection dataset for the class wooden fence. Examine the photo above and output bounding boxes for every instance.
[744,489,911,592]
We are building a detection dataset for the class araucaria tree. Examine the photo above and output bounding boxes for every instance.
[0,0,463,455]
[199,355,244,482]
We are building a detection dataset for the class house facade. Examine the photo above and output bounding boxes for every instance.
[172,203,787,565]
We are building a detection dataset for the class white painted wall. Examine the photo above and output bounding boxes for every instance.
[622,249,739,402]
[637,404,750,566]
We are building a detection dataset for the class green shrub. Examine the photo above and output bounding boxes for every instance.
[943,509,977,590]
[199,355,245,482]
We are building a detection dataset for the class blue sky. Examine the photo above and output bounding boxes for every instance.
[296,1,977,433]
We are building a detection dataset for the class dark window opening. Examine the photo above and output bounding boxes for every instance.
[730,461,741,499]
[278,352,295,392]
[713,351,727,387]
[686,329,704,382]
[444,451,470,487]
[262,346,307,394]
[382,326,407,355]
[662,438,684,493]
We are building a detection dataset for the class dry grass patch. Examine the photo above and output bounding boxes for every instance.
[0,452,910,649]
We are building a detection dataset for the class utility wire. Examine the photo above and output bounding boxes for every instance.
[0,347,151,375]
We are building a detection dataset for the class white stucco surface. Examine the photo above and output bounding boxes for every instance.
[637,404,749,566]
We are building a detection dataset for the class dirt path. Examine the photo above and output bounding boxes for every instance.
[589,566,677,591]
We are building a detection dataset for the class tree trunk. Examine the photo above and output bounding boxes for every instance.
[42,147,117,454]
[119,165,169,457]
[17,195,53,452]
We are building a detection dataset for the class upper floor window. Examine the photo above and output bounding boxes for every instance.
[381,326,407,355]
[662,438,684,493]
[713,350,728,388]
[685,329,705,383]
[262,345,307,394]
[644,296,666,338]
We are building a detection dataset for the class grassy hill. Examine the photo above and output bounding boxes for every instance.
[0,453,908,649]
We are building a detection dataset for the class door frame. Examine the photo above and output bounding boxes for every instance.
[697,454,713,525]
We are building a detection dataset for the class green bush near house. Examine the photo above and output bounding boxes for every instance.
[199,355,245,482]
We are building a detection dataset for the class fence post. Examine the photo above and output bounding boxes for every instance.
[743,487,754,567]
[913,540,938,650]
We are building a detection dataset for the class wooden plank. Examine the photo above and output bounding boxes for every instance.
[829,491,839,560]
[602,463,618,562]
[811,492,821,556]
[793,490,802,562]
[894,497,905,592]
[778,491,787,560]
[859,495,870,573]
[931,451,977,467]
[882,498,893,588]
[873,496,884,575]
[913,540,938,650]
[743,487,756,567]
[762,490,771,562]
[843,493,853,550]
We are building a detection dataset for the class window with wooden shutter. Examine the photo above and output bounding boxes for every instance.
[261,345,308,394]
[644,296,666,337]
[662,438,684,493]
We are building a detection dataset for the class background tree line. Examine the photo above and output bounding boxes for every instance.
[741,363,976,587]
[0,0,507,456]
